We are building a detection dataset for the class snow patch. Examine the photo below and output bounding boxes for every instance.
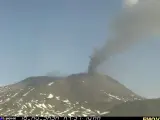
[56,96,60,100]
[63,99,69,103]
[47,94,54,98]
[12,93,18,97]
[22,105,27,109]
[42,103,47,108]
[23,88,34,96]
[58,107,73,115]
[82,114,87,117]
[17,110,23,115]
[40,93,46,95]
[6,98,10,102]
[105,92,121,100]
[63,99,71,105]
[48,104,53,108]
[96,110,110,115]
[68,111,79,116]
[29,109,35,113]
[81,106,91,112]
[35,103,47,109]
[28,103,32,108]
[35,104,42,108]
[48,82,54,86]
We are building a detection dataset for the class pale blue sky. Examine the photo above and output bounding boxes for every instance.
[0,0,160,98]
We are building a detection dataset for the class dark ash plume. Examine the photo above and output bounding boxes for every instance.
[88,0,160,73]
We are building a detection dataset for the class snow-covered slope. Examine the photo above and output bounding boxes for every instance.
[0,73,143,116]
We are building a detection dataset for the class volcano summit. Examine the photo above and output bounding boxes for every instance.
[0,73,142,116]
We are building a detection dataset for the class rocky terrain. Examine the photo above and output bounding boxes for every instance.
[106,98,160,116]
[0,73,143,116]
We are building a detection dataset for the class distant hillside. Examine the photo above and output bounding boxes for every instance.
[0,73,142,116]
[106,98,160,116]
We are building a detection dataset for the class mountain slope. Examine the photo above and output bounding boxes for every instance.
[106,98,160,116]
[0,73,143,116]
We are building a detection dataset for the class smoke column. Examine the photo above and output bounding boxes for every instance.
[88,0,160,73]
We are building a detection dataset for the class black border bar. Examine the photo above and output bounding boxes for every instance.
[1,117,160,120]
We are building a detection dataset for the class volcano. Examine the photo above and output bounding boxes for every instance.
[0,73,142,116]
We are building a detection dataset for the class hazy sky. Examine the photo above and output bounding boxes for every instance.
[0,0,160,98]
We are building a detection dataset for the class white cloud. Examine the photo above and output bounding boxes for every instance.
[123,0,139,7]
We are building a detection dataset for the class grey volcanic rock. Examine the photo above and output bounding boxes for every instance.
[106,98,160,116]
[0,73,142,116]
